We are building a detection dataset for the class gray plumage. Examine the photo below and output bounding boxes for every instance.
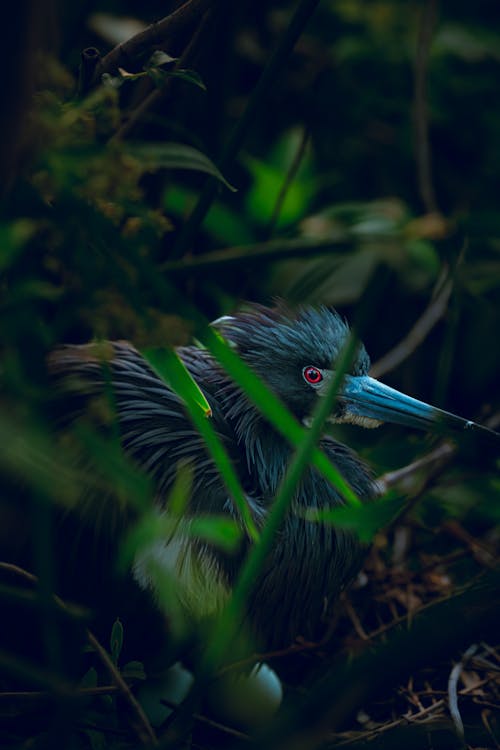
[49,304,375,649]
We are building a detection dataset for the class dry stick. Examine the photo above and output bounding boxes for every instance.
[370,276,452,379]
[160,234,356,273]
[86,632,157,746]
[332,672,500,748]
[0,685,120,702]
[448,643,479,740]
[113,7,213,142]
[160,697,250,741]
[375,408,500,516]
[374,440,454,496]
[414,0,439,214]
[92,0,214,84]
[0,562,158,747]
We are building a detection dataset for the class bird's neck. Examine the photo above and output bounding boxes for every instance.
[214,378,291,496]
[218,380,373,508]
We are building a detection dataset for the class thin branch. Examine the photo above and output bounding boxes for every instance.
[370,276,452,379]
[161,233,358,273]
[171,0,322,259]
[92,0,215,84]
[113,6,213,141]
[160,697,250,740]
[86,631,158,746]
[331,672,500,748]
[265,125,310,238]
[414,0,439,214]
[0,561,158,747]
[448,643,478,740]
[374,440,455,496]
[0,685,120,702]
[251,573,500,750]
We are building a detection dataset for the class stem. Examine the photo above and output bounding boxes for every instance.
[171,0,322,259]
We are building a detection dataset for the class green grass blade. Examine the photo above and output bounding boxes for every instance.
[202,328,362,508]
[201,330,361,669]
[141,347,260,543]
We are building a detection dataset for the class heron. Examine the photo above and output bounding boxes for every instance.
[48,302,498,655]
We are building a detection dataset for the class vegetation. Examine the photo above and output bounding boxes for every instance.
[0,1,499,748]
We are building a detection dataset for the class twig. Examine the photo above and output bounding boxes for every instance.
[414,0,439,214]
[332,672,500,747]
[113,5,214,141]
[370,276,452,378]
[0,685,120,704]
[86,632,158,746]
[171,0,323,259]
[376,407,500,498]
[343,599,369,641]
[160,696,250,740]
[442,520,497,569]
[161,233,357,273]
[481,709,500,748]
[374,440,455,496]
[0,561,158,747]
[92,0,214,84]
[448,643,478,740]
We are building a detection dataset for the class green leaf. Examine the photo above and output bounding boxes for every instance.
[110,618,124,665]
[142,348,212,418]
[147,50,177,67]
[122,660,147,681]
[126,142,236,191]
[141,347,259,543]
[101,72,126,89]
[202,328,362,509]
[306,495,403,543]
[72,424,153,512]
[188,515,242,552]
[79,666,98,689]
[0,220,37,271]
[163,185,255,245]
[165,69,207,91]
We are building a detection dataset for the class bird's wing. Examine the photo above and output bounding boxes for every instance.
[49,341,243,517]
[48,341,260,627]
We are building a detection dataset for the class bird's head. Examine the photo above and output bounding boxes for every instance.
[212,304,371,425]
[212,303,499,442]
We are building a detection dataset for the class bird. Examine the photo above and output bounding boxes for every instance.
[47,302,499,655]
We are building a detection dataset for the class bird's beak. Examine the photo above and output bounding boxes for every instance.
[337,375,499,443]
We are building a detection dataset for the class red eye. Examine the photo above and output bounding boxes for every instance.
[303,366,323,385]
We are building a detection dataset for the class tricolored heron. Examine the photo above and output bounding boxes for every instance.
[50,303,498,652]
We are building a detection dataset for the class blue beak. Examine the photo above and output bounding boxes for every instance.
[341,375,499,443]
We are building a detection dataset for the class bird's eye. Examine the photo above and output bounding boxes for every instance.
[303,366,323,385]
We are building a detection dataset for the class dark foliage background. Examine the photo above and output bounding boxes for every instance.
[0,1,499,748]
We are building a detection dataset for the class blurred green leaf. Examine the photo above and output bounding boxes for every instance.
[306,495,403,543]
[147,66,207,91]
[126,142,236,191]
[141,347,259,542]
[122,660,147,681]
[147,50,177,67]
[188,516,242,552]
[110,618,124,666]
[203,328,362,509]
[163,185,255,244]
[79,667,98,689]
[143,348,212,417]
[0,220,37,271]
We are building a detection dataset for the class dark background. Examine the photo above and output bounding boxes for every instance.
[0,1,499,748]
